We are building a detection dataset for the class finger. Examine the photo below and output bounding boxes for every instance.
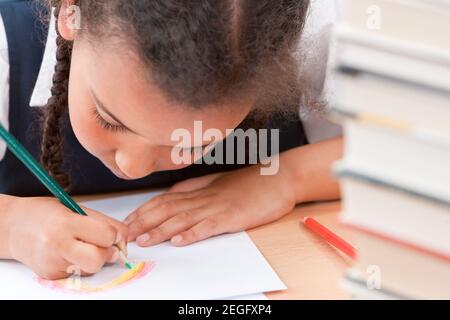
[70,216,120,248]
[124,191,202,225]
[168,173,224,193]
[82,207,129,240]
[170,213,232,247]
[135,208,210,247]
[62,241,113,275]
[38,265,93,280]
[64,262,108,278]
[81,207,129,256]
[127,196,209,242]
[35,255,75,281]
[62,260,94,278]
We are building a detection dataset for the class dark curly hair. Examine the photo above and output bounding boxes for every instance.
[41,0,311,189]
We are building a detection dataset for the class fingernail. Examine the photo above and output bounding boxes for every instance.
[137,234,150,245]
[108,248,119,263]
[172,235,183,244]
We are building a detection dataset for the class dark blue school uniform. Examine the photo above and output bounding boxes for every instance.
[0,0,308,197]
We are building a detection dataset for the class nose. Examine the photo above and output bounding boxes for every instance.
[115,146,157,180]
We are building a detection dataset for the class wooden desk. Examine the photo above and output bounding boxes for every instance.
[76,191,352,300]
[249,201,353,300]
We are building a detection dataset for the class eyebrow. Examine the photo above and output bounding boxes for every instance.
[91,89,134,133]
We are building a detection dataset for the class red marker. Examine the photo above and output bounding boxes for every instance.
[303,217,357,260]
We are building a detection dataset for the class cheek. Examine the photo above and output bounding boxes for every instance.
[154,148,205,172]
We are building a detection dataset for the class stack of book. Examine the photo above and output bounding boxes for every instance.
[331,0,450,299]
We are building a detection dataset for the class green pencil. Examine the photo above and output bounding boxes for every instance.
[0,123,133,270]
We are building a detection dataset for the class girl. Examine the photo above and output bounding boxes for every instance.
[0,0,342,280]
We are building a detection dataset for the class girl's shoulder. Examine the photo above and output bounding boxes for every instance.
[304,0,338,37]
[300,0,338,95]
[300,0,343,143]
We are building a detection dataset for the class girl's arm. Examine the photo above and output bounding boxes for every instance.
[125,137,344,247]
[281,136,343,204]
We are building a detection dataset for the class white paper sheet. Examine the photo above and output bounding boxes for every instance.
[0,191,286,300]
[227,293,268,300]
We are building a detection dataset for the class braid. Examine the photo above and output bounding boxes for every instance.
[40,5,71,190]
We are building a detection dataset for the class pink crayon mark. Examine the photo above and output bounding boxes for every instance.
[37,261,155,295]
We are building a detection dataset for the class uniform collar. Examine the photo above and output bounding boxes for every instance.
[29,12,57,108]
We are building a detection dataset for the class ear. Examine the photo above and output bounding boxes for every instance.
[57,0,80,41]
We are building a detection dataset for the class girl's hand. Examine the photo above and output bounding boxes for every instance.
[6,197,128,280]
[125,163,297,247]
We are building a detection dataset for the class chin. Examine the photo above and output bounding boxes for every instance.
[109,167,136,180]
[98,161,134,180]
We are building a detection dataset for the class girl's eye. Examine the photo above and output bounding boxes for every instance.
[92,108,126,133]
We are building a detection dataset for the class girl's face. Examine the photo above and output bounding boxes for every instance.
[67,40,253,180]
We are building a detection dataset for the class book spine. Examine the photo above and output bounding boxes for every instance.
[339,0,450,52]
[341,222,450,263]
[334,166,450,207]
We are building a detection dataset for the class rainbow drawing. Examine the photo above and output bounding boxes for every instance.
[37,261,155,294]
